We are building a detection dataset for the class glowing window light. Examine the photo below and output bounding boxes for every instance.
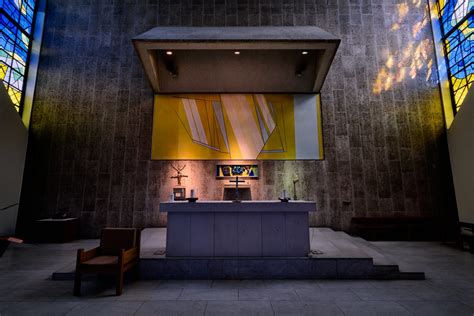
[372,2,434,96]
[436,0,473,112]
[0,0,37,113]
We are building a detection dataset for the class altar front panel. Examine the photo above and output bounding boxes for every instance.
[161,201,314,257]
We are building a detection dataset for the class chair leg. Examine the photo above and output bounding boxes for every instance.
[116,271,124,296]
[73,271,82,296]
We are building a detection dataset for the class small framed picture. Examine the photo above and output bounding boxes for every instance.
[173,187,186,200]
[216,164,259,179]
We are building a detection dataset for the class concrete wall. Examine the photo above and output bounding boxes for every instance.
[19,0,457,237]
[448,90,474,225]
[0,82,28,236]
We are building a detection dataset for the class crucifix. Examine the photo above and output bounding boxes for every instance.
[229,176,245,202]
[170,164,188,186]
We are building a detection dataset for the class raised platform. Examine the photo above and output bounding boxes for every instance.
[53,228,424,280]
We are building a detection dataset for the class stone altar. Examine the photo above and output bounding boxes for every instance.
[159,200,316,257]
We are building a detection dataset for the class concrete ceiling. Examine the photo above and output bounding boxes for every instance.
[133,27,340,94]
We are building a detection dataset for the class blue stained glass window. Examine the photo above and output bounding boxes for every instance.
[437,0,474,112]
[0,0,36,113]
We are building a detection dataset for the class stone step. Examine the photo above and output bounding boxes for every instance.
[51,227,425,281]
[348,236,397,265]
[310,229,373,259]
[53,257,375,280]
[321,230,397,265]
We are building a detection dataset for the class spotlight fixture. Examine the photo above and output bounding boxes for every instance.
[234,51,240,55]
[295,64,306,78]
[166,51,173,55]
[302,51,308,55]
[165,61,178,78]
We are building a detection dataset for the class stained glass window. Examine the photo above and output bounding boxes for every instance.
[437,0,474,113]
[0,0,36,113]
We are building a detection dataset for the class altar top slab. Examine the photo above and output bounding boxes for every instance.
[160,200,317,213]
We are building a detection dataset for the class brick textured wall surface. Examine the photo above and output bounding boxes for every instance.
[19,0,456,238]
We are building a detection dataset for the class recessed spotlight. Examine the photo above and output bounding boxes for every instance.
[234,51,240,55]
[166,51,173,55]
[302,51,308,55]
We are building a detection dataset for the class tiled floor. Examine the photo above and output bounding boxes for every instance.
[1,238,474,315]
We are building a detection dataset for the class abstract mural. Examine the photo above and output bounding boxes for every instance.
[0,0,36,112]
[437,0,473,112]
[152,94,323,160]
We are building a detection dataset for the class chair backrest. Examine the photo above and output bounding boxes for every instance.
[100,228,137,255]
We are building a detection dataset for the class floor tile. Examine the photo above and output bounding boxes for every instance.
[272,301,344,315]
[295,289,361,301]
[0,302,79,316]
[368,280,432,289]
[352,288,422,301]
[0,287,70,302]
[336,301,411,315]
[430,278,474,289]
[263,280,320,290]
[399,300,474,315]
[157,280,212,289]
[205,300,273,315]
[211,280,243,289]
[135,300,207,316]
[316,280,375,289]
[179,288,238,300]
[66,301,143,315]
[116,288,182,301]
[239,288,300,301]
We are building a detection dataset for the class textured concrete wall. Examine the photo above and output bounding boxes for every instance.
[19,0,456,238]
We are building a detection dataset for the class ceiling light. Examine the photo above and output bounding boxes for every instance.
[234,51,240,55]
[166,51,173,55]
[302,51,308,55]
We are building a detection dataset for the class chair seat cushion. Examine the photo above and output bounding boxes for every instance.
[83,255,118,265]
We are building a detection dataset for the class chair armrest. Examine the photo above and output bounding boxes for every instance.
[77,247,99,263]
[122,247,139,264]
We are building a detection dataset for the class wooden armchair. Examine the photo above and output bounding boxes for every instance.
[73,228,141,296]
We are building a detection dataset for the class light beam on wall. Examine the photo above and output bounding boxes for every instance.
[372,1,435,95]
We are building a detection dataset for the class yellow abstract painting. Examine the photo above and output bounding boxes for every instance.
[152,94,323,160]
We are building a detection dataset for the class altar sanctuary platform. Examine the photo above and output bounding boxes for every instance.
[53,228,425,280]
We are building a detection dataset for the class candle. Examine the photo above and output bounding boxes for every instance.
[190,189,195,198]
[282,190,286,199]
[170,193,175,201]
